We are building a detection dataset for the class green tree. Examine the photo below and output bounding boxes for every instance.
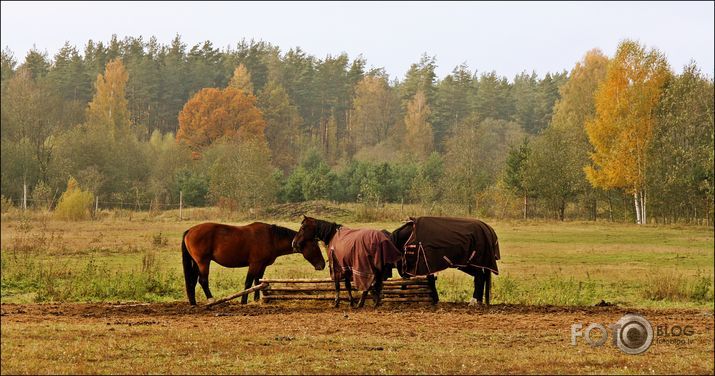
[503,137,532,219]
[280,149,335,202]
[19,48,50,80]
[526,128,583,220]
[258,80,302,172]
[410,152,443,207]
[146,130,192,207]
[512,71,540,134]
[158,34,190,134]
[349,74,399,154]
[400,54,437,107]
[432,63,475,151]
[442,117,523,214]
[551,49,609,220]
[55,59,148,200]
[1,47,16,83]
[649,63,714,223]
[473,71,514,121]
[172,167,209,207]
[205,139,278,211]
[0,68,64,197]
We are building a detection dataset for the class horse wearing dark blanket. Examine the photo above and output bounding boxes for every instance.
[389,216,500,306]
[292,216,401,307]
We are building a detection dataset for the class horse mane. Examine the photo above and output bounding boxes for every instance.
[313,218,341,244]
[390,221,414,248]
[270,224,297,240]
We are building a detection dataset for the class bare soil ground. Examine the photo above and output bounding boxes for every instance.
[1,302,713,374]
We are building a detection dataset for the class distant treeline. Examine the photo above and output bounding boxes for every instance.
[1,35,712,223]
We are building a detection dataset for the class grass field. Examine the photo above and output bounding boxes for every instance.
[1,209,712,308]
[1,207,714,374]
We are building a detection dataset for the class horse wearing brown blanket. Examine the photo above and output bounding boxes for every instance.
[292,216,401,307]
[389,216,500,306]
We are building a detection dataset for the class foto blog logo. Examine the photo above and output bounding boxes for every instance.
[571,314,654,355]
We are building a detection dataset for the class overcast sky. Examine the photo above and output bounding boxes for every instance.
[1,1,713,80]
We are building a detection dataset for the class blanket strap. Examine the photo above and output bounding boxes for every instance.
[418,242,431,275]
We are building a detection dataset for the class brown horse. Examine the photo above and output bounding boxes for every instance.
[388,217,500,306]
[181,222,325,305]
[292,216,401,308]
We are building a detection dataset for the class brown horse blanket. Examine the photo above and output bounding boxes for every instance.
[402,216,500,276]
[328,227,402,291]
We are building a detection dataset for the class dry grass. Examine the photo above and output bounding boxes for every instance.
[1,208,713,374]
[1,303,713,375]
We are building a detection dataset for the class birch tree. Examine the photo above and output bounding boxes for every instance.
[585,40,670,224]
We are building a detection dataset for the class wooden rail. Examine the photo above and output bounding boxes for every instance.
[259,277,437,305]
[205,282,269,307]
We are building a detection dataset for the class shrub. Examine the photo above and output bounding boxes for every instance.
[0,195,14,213]
[31,181,55,210]
[54,177,94,221]
[642,270,713,303]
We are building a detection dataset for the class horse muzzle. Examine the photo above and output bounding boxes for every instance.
[315,261,326,271]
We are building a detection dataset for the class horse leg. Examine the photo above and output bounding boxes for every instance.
[372,273,383,307]
[334,278,341,308]
[427,274,439,305]
[485,271,492,305]
[344,275,356,307]
[358,290,369,308]
[197,261,214,304]
[253,264,267,302]
[241,267,256,305]
[357,273,369,308]
[469,269,486,307]
[183,260,199,306]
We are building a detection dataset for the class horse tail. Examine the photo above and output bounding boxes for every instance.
[485,270,492,305]
[181,229,199,305]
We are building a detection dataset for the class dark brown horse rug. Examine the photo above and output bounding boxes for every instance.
[402,216,500,276]
[327,228,402,291]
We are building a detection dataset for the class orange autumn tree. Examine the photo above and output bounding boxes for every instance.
[176,87,266,152]
[585,40,670,224]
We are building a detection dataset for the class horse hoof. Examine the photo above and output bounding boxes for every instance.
[206,298,215,305]
[468,298,483,307]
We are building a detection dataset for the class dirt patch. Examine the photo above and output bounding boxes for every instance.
[2,302,713,374]
[0,301,709,320]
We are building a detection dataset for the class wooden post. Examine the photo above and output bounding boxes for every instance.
[95,196,99,217]
[205,282,269,307]
[22,181,27,211]
[179,191,183,220]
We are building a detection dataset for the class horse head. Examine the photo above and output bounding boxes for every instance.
[292,216,325,271]
[389,220,415,278]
